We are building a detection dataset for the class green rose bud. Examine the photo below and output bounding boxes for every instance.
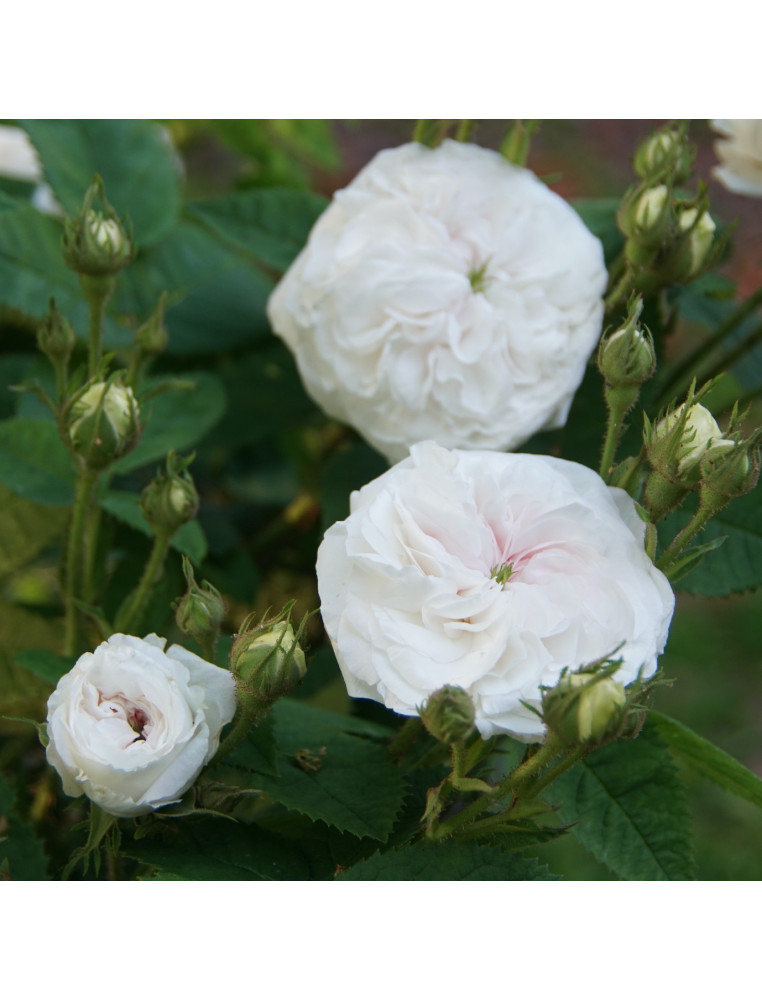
[135,294,168,358]
[652,401,724,480]
[37,299,76,365]
[62,176,132,277]
[140,451,199,535]
[67,378,140,470]
[699,436,760,507]
[230,605,308,715]
[633,127,693,185]
[173,555,225,655]
[419,685,475,744]
[543,671,626,746]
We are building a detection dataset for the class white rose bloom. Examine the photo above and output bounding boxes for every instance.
[46,634,236,817]
[317,442,674,741]
[710,120,762,197]
[268,141,607,464]
[0,124,61,215]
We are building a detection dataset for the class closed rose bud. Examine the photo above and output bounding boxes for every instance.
[136,294,168,358]
[37,299,76,365]
[419,685,475,744]
[700,437,760,505]
[630,185,671,243]
[231,608,308,715]
[647,400,724,486]
[633,128,693,185]
[140,451,199,535]
[543,671,626,746]
[174,557,225,654]
[677,207,716,278]
[62,177,132,277]
[67,379,141,470]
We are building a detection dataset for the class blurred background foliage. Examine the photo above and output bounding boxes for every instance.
[0,120,760,879]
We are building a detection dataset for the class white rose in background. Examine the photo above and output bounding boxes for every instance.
[317,442,674,740]
[268,141,607,464]
[710,120,762,197]
[46,634,236,817]
[0,123,60,214]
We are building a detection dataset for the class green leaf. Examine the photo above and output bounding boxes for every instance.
[222,713,279,778]
[124,820,312,880]
[337,842,558,880]
[550,723,696,880]
[320,442,388,531]
[0,599,62,725]
[185,188,328,273]
[20,120,181,246]
[661,490,762,596]
[650,711,762,810]
[0,771,49,880]
[0,484,67,579]
[0,418,74,505]
[99,490,207,565]
[115,372,226,474]
[15,648,72,686]
[221,699,403,841]
[571,197,624,265]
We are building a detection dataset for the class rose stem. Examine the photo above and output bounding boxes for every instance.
[599,403,627,481]
[63,466,99,656]
[114,528,172,634]
[654,285,762,410]
[80,274,115,378]
[655,503,714,573]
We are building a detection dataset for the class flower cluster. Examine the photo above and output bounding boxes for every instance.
[268,140,607,463]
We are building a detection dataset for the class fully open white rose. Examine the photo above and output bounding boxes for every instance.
[317,442,674,740]
[268,141,607,464]
[46,633,236,817]
[711,120,762,197]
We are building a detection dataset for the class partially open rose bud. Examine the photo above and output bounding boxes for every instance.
[67,378,141,470]
[62,176,132,277]
[543,670,627,746]
[230,605,308,716]
[140,451,199,535]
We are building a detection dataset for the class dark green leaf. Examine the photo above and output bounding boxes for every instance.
[186,188,328,273]
[571,198,623,264]
[115,372,226,473]
[21,120,181,246]
[99,490,207,565]
[550,723,696,880]
[0,418,74,505]
[661,490,762,596]
[0,484,67,579]
[124,820,312,880]
[337,842,558,880]
[320,442,388,531]
[650,711,762,810]
[229,698,402,841]
[221,713,279,778]
[0,771,49,880]
[15,648,72,686]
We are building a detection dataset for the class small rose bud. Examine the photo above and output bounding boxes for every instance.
[419,685,475,744]
[135,293,168,358]
[633,127,693,185]
[62,177,132,277]
[543,671,627,746]
[677,206,716,278]
[230,605,308,715]
[630,184,671,243]
[174,555,225,653]
[598,297,655,411]
[647,400,724,485]
[700,436,760,505]
[37,299,76,366]
[140,451,199,535]
[67,378,140,470]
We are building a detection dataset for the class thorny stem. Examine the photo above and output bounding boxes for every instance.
[114,529,172,633]
[81,275,115,379]
[63,466,98,656]
[656,503,714,572]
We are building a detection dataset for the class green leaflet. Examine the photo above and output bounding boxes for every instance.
[550,723,696,880]
[650,711,762,810]
[338,841,559,881]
